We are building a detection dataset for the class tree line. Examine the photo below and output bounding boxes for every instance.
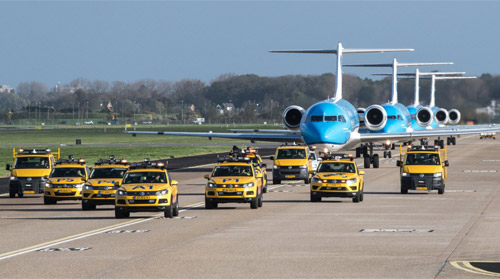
[1,73,499,124]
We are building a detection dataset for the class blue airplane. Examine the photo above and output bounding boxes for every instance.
[128,42,500,168]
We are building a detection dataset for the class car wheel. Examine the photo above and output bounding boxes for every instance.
[205,198,215,209]
[250,198,258,209]
[258,194,263,207]
[310,192,321,202]
[359,187,364,202]
[82,201,91,211]
[438,184,445,195]
[115,207,127,218]
[9,191,15,198]
[263,186,267,193]
[18,192,23,198]
[273,178,281,185]
[164,205,174,218]
[352,192,360,203]
[44,196,56,205]
[173,195,179,216]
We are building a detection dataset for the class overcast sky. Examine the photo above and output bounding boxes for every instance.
[0,1,498,88]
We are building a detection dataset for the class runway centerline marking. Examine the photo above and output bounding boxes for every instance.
[0,201,204,262]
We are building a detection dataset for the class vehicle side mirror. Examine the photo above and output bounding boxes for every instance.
[171,180,178,186]
[317,158,322,161]
[396,160,401,167]
[444,160,449,167]
[309,169,316,174]
[261,163,267,169]
[204,174,210,180]
[359,170,365,175]
[114,181,120,187]
[270,156,274,160]
[5,164,10,171]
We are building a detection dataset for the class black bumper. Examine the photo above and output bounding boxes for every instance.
[273,168,309,180]
[311,190,357,198]
[401,176,443,191]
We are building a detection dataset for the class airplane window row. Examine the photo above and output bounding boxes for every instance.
[309,115,346,122]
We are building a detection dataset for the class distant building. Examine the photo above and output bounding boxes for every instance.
[476,100,499,118]
[0,85,14,93]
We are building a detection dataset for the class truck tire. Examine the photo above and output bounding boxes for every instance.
[401,186,408,194]
[310,192,321,202]
[173,195,179,216]
[44,196,56,204]
[438,185,445,195]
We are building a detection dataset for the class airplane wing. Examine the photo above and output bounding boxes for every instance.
[228,129,299,133]
[128,130,303,143]
[358,125,500,143]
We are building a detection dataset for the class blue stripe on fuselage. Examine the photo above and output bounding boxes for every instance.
[300,100,358,145]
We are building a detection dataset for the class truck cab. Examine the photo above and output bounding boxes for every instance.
[6,148,60,198]
[270,144,316,184]
[397,145,448,194]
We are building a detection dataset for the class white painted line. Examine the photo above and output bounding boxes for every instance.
[37,247,91,252]
[446,190,476,193]
[0,193,9,197]
[462,170,498,173]
[0,202,204,261]
[360,229,434,233]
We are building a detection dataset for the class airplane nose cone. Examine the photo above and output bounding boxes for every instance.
[301,121,349,145]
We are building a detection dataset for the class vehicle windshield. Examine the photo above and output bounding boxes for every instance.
[50,167,85,178]
[405,153,440,165]
[276,148,307,159]
[212,165,253,177]
[13,157,50,169]
[123,172,167,184]
[317,162,355,173]
[90,167,128,179]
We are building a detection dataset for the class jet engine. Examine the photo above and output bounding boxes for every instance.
[434,108,449,125]
[448,109,461,125]
[416,107,433,127]
[364,105,387,131]
[282,105,305,130]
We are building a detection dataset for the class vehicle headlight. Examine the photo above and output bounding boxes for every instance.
[402,172,409,177]
[117,190,128,196]
[83,185,94,190]
[273,165,279,169]
[346,178,357,186]
[207,182,217,188]
[45,182,52,188]
[75,183,85,189]
[433,172,442,177]
[299,165,308,169]
[156,189,168,195]
[241,182,254,188]
[10,176,18,181]
[312,177,323,183]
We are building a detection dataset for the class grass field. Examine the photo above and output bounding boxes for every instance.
[0,124,280,176]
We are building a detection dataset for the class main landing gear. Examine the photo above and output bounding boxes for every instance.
[356,144,379,169]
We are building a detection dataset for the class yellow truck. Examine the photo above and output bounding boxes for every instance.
[270,144,314,184]
[6,148,60,198]
[397,145,448,194]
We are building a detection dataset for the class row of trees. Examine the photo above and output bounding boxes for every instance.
[1,73,500,124]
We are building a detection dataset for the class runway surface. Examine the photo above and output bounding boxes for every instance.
[0,135,499,278]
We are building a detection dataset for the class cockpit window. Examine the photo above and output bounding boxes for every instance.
[397,115,403,120]
[325,115,337,122]
[388,115,396,120]
[310,116,323,122]
[338,115,346,122]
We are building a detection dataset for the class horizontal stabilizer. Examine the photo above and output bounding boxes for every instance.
[270,49,413,55]
[346,62,453,68]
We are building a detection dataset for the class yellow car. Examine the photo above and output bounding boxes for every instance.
[271,144,313,184]
[230,146,268,193]
[204,155,264,209]
[310,153,365,203]
[115,159,179,218]
[82,156,129,210]
[44,156,89,205]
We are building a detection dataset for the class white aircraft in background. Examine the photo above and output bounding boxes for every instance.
[129,42,500,168]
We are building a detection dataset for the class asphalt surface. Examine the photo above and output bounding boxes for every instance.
[1,137,500,278]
